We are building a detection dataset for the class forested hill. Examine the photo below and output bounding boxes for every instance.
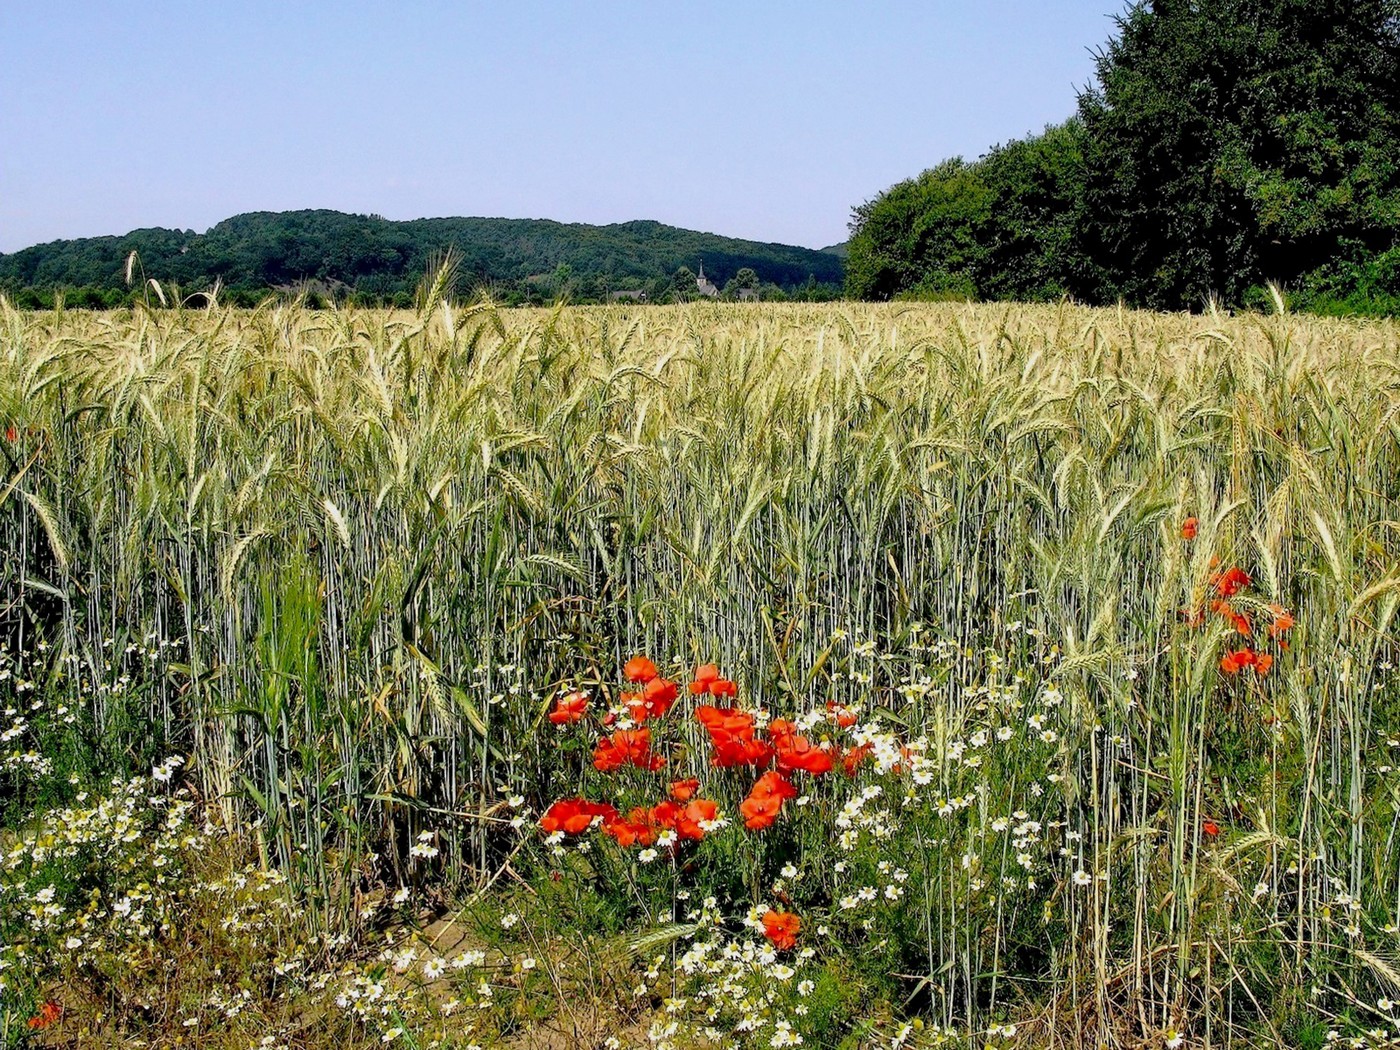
[0,210,846,306]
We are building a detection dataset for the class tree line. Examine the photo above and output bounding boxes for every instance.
[846,0,1400,314]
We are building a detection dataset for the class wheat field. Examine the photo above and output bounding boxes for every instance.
[4,296,1400,1048]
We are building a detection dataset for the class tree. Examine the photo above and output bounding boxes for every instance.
[845,0,1400,313]
[845,158,991,300]
[723,267,760,297]
[977,120,1090,302]
[845,131,1088,302]
[1078,0,1400,308]
[672,266,697,300]
[548,262,575,301]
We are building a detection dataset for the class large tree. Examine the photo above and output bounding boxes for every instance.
[977,120,1091,302]
[1078,0,1400,308]
[846,0,1400,312]
[844,158,991,300]
[845,128,1087,302]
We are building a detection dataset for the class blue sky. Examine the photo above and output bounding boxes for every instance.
[0,2,1125,253]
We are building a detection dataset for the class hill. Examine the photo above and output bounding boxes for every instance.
[0,210,845,306]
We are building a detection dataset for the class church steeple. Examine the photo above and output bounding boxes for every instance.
[694,262,719,298]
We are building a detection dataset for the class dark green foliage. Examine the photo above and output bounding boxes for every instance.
[0,210,845,306]
[672,265,698,299]
[978,121,1090,302]
[845,159,991,301]
[1079,0,1400,309]
[1285,245,1400,315]
[846,127,1087,303]
[847,0,1400,313]
[722,266,759,297]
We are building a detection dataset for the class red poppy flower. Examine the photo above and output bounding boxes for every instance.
[826,702,857,728]
[783,743,833,776]
[761,909,800,950]
[642,675,678,713]
[679,798,717,838]
[548,690,590,725]
[690,663,720,694]
[1224,646,1274,676]
[766,719,798,750]
[739,794,781,830]
[669,777,700,801]
[662,797,718,841]
[693,704,731,731]
[697,705,775,767]
[540,798,619,835]
[739,770,797,831]
[840,743,872,777]
[1206,598,1249,637]
[1211,566,1251,599]
[602,806,660,848]
[650,799,683,827]
[1267,604,1295,639]
[690,663,738,698]
[702,708,756,740]
[713,734,775,768]
[593,728,664,772]
[623,655,659,683]
[1220,649,1249,674]
[771,723,834,777]
[3,425,16,444]
[1220,647,1272,675]
[1202,819,1220,838]
[593,733,628,771]
[625,676,678,721]
[1182,517,1198,540]
[27,1000,61,1030]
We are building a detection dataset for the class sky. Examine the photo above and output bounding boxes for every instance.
[0,1,1125,254]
